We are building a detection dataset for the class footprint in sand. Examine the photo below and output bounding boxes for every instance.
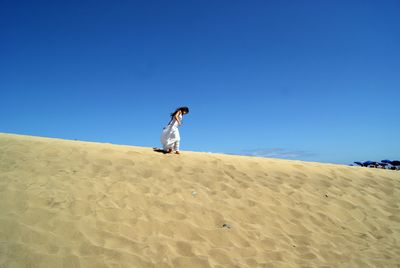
[176,241,195,257]
[141,169,153,178]
[100,148,115,154]
[114,158,136,166]
[174,166,183,172]
[94,158,112,166]
[126,150,141,156]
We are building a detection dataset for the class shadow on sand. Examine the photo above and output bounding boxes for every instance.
[153,148,167,154]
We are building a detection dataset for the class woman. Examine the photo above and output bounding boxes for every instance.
[160,107,189,154]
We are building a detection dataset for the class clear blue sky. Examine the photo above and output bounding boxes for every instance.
[1,0,399,164]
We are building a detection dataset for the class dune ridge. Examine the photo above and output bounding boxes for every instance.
[0,133,399,268]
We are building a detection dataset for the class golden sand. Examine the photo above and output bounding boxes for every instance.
[0,133,399,267]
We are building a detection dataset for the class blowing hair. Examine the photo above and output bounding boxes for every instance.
[170,107,189,118]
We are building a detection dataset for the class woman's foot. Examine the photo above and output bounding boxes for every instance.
[175,151,180,154]
[165,149,173,154]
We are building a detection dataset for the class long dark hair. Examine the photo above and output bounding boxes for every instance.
[170,107,189,118]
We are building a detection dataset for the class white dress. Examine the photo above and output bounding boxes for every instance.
[161,114,182,151]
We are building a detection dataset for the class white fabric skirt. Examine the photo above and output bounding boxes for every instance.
[160,125,180,150]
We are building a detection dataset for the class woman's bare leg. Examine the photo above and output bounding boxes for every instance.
[174,141,180,154]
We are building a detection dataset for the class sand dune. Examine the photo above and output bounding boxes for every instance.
[0,133,399,268]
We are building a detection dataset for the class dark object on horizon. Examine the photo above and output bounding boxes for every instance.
[377,163,390,169]
[391,160,400,166]
[391,160,400,170]
[353,159,399,170]
[364,161,379,168]
[380,159,400,170]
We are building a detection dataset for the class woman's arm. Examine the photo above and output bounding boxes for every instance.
[174,110,182,125]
